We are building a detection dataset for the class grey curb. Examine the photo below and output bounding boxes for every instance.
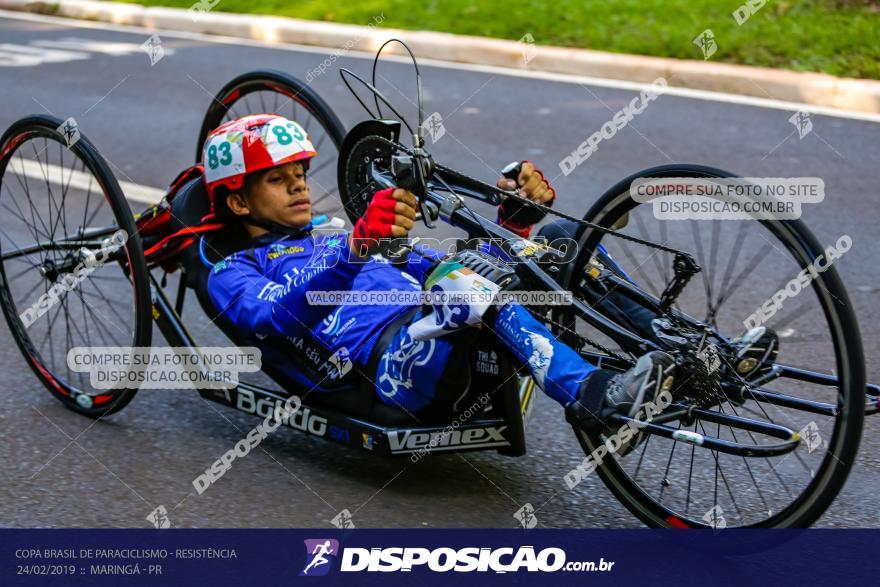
[3,0,880,115]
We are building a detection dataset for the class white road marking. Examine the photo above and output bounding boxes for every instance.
[0,42,89,67]
[0,35,175,67]
[33,36,172,57]
[14,158,165,205]
[1,8,879,124]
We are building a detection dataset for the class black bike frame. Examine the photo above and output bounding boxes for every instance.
[361,160,880,457]
[4,181,876,459]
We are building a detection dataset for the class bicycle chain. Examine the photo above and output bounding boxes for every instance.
[538,311,633,366]
[360,135,696,259]
[433,163,697,259]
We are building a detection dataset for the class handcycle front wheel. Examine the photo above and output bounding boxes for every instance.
[558,164,865,529]
[0,115,152,417]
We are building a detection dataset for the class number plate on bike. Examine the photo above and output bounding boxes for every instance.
[408,260,501,340]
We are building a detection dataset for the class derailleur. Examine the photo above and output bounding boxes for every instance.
[658,253,701,314]
[651,317,722,409]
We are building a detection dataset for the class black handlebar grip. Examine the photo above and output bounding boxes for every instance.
[500,160,522,186]
[498,160,546,227]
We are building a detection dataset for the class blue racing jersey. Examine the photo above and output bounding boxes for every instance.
[206,230,443,389]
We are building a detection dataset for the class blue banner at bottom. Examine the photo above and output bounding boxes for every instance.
[1,529,874,586]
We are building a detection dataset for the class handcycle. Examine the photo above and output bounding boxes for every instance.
[0,40,876,530]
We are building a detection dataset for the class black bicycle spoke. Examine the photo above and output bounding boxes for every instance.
[707,220,722,308]
[659,219,670,283]
[16,152,54,244]
[716,401,772,516]
[715,220,749,305]
[633,212,666,291]
[698,419,745,523]
[226,100,241,120]
[684,428,696,516]
[1,199,46,243]
[688,219,714,320]
[5,264,36,281]
[47,160,70,245]
[612,237,663,297]
[0,226,44,271]
[80,280,132,338]
[65,289,97,390]
[77,298,113,348]
[66,291,91,346]
[33,139,61,243]
[84,182,107,229]
[58,144,72,242]
[298,106,307,133]
[37,289,64,357]
[80,299,124,347]
[657,423,681,505]
[79,158,94,237]
[712,242,774,310]
[312,131,328,153]
[71,286,94,350]
[61,293,76,385]
[631,433,653,480]
[310,154,335,180]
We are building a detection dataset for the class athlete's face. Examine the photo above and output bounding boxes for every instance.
[226,161,311,235]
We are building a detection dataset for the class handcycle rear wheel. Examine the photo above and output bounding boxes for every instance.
[0,116,152,417]
[559,164,865,529]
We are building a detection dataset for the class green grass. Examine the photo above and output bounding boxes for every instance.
[115,0,880,79]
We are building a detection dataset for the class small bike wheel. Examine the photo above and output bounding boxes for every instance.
[0,115,152,417]
[195,70,348,223]
[561,164,864,529]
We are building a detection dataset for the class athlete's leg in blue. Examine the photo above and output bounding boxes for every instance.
[491,304,596,406]
[374,312,457,413]
[373,304,598,412]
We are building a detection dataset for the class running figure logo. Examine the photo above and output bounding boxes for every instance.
[57,117,80,147]
[421,112,446,144]
[692,29,717,60]
[140,34,165,66]
[300,539,340,577]
[789,111,814,139]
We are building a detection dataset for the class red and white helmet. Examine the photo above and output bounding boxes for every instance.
[202,113,316,203]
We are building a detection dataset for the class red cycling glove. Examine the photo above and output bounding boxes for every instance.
[352,188,398,255]
[497,161,556,238]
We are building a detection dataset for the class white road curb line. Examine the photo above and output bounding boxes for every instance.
[17,159,164,205]
[2,0,880,120]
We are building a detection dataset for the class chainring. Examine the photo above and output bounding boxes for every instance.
[337,120,402,223]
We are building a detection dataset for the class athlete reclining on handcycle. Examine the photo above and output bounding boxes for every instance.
[202,114,677,435]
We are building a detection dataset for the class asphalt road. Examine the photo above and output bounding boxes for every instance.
[0,10,878,529]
